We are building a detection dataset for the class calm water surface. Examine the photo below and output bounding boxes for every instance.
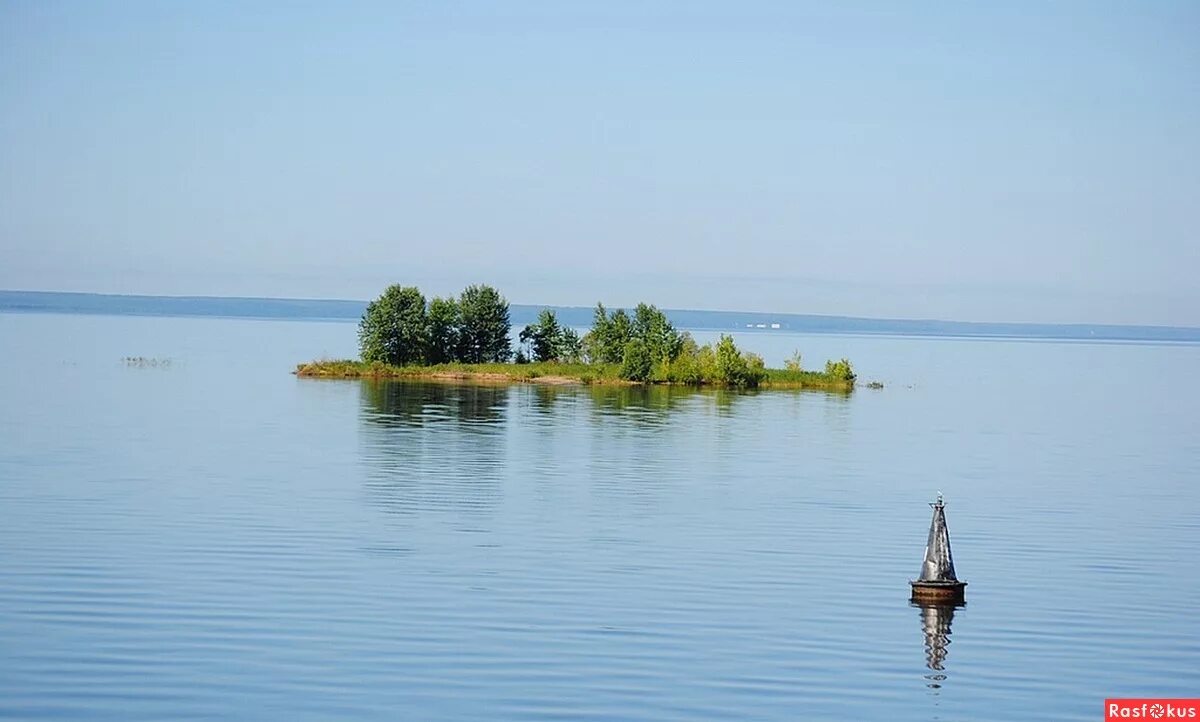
[1,313,1197,720]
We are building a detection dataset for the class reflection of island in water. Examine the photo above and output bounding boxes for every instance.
[358,381,510,517]
[914,600,963,689]
[361,380,509,427]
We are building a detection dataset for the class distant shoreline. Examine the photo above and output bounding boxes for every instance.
[294,360,858,392]
[3,289,1198,343]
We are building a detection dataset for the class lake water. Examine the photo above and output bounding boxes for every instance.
[1,312,1197,720]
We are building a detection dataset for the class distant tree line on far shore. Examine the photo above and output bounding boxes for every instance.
[357,283,855,388]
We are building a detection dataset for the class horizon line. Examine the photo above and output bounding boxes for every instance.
[4,288,1198,333]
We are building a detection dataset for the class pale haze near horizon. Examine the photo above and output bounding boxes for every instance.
[1,2,1197,326]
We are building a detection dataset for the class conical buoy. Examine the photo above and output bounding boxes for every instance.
[910,493,967,603]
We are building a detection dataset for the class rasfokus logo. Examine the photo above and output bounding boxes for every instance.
[1106,699,1199,720]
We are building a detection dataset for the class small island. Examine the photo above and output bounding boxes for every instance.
[296,284,859,392]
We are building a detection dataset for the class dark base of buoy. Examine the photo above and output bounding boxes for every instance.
[910,580,966,603]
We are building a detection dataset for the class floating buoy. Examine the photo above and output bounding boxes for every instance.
[910,493,967,603]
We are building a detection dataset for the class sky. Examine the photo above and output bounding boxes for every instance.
[1,1,1197,326]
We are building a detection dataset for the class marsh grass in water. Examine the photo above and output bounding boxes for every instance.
[122,356,172,368]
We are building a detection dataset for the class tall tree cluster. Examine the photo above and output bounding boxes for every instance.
[358,284,512,365]
[518,309,582,363]
[355,286,783,387]
[585,302,685,370]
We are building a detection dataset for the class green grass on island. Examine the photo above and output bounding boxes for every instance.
[295,283,865,392]
[295,359,858,392]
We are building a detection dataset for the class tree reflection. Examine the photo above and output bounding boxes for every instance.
[530,383,569,413]
[583,384,746,423]
[360,379,508,427]
[358,380,510,517]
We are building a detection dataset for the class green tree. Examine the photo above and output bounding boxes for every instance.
[605,309,634,363]
[744,352,767,386]
[583,303,610,363]
[824,358,856,382]
[619,339,653,381]
[519,309,563,362]
[591,303,610,334]
[632,303,683,363]
[358,285,429,365]
[556,326,583,362]
[660,332,701,384]
[426,296,461,364]
[715,335,748,385]
[711,335,766,388]
[457,284,512,363]
[521,309,586,363]
[784,350,803,372]
[584,303,633,364]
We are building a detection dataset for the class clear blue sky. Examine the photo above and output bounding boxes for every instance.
[1,1,1196,325]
